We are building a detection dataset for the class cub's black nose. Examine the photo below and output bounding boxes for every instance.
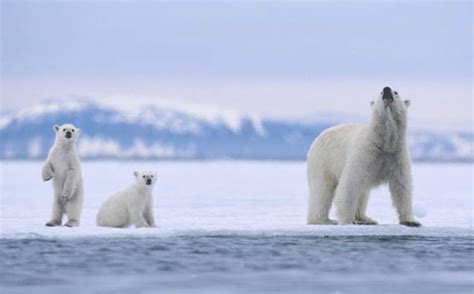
[146,179,152,185]
[382,86,393,101]
[65,131,72,139]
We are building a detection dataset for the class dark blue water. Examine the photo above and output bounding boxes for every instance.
[1,235,473,293]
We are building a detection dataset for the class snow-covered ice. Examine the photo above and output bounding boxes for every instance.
[1,161,473,293]
[1,161,472,237]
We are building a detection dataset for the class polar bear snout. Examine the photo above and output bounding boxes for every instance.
[65,131,72,139]
[382,86,393,102]
[146,179,152,185]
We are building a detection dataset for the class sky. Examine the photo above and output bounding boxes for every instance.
[1,0,472,128]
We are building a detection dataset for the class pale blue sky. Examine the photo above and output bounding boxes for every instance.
[1,1,472,127]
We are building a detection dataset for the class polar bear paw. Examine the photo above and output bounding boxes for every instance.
[45,220,61,227]
[400,220,422,227]
[354,216,378,225]
[60,194,70,202]
[64,220,79,227]
[308,218,337,225]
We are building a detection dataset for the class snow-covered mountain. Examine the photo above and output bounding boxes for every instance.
[0,100,472,161]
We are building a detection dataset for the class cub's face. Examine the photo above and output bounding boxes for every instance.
[54,124,80,143]
[371,87,410,121]
[133,171,157,189]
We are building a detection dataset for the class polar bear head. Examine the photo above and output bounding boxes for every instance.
[133,171,157,189]
[370,87,410,125]
[53,123,81,144]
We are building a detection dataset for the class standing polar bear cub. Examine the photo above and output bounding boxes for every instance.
[307,87,421,227]
[42,124,84,227]
[96,171,158,228]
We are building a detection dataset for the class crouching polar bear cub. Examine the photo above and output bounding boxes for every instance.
[42,124,84,227]
[307,87,421,227]
[96,171,158,228]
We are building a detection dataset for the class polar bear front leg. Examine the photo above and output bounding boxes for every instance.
[41,162,54,181]
[131,212,149,228]
[144,204,158,228]
[389,171,421,227]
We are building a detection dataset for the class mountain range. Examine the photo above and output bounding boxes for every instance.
[0,100,472,161]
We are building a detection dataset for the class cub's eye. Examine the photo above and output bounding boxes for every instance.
[72,129,75,132]
[63,128,66,132]
[142,175,145,178]
[394,91,398,95]
[151,175,153,178]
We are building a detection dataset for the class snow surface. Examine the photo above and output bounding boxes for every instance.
[1,161,472,238]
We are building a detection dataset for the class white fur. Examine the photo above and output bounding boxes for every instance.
[307,88,421,227]
[96,171,158,228]
[42,124,84,227]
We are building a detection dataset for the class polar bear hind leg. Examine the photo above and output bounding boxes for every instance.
[64,195,83,227]
[334,170,368,225]
[46,198,63,226]
[354,191,378,225]
[307,176,337,225]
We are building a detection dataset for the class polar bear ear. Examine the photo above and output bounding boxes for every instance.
[404,100,411,108]
[133,171,139,178]
[53,125,60,132]
[370,101,375,108]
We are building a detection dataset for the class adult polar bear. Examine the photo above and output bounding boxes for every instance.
[307,87,421,227]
